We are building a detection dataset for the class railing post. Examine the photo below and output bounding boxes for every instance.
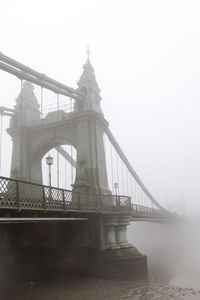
[16,180,20,211]
[95,194,97,212]
[129,197,132,211]
[42,186,47,210]
[62,190,66,210]
[95,194,99,212]
[78,192,81,211]
[98,194,102,212]
[99,194,102,212]
[118,196,121,213]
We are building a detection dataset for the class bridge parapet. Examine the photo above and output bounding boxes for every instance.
[0,176,166,219]
[131,203,165,219]
[0,176,131,214]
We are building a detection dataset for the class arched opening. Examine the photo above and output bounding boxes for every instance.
[30,132,76,187]
[42,145,77,190]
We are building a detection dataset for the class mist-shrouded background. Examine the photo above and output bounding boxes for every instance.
[1,0,200,289]
[128,217,200,289]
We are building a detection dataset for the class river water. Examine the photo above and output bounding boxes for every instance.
[1,218,200,299]
[128,217,200,289]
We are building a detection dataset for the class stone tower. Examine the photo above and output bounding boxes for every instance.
[8,81,40,180]
[8,58,110,196]
[73,56,110,194]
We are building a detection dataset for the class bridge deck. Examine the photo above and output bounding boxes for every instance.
[0,176,166,220]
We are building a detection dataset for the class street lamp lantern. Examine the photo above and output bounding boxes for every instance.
[46,154,53,166]
[46,154,53,187]
[114,182,118,195]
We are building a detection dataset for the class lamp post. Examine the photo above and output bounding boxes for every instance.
[46,154,53,187]
[114,182,118,195]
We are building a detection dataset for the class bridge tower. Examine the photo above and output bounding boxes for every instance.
[8,56,110,195]
[8,81,41,181]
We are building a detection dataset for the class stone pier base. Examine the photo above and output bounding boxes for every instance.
[86,247,147,282]
[0,214,148,282]
[97,214,148,281]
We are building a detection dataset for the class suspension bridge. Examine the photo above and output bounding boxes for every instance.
[0,51,174,280]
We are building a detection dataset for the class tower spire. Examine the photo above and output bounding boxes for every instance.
[76,49,103,115]
[78,47,100,93]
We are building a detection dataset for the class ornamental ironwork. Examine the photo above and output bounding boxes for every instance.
[0,176,163,218]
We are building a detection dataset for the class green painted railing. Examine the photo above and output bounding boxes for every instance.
[0,176,164,217]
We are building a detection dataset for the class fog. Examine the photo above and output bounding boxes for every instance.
[1,0,200,292]
[128,217,200,289]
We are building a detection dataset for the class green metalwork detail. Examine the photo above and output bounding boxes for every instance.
[0,176,164,218]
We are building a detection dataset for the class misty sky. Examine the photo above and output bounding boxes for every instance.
[0,0,200,213]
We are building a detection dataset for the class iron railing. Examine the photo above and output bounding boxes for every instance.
[131,203,165,218]
[0,176,131,213]
[0,176,164,217]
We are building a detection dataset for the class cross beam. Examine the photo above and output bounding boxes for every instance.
[0,52,83,101]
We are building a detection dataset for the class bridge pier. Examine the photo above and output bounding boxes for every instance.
[103,216,118,248]
[116,216,129,247]
[99,214,148,281]
[0,213,148,282]
[103,215,130,248]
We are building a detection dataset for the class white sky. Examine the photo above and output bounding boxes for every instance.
[0,0,200,213]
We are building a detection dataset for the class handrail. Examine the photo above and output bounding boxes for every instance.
[0,176,166,218]
[0,176,130,213]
